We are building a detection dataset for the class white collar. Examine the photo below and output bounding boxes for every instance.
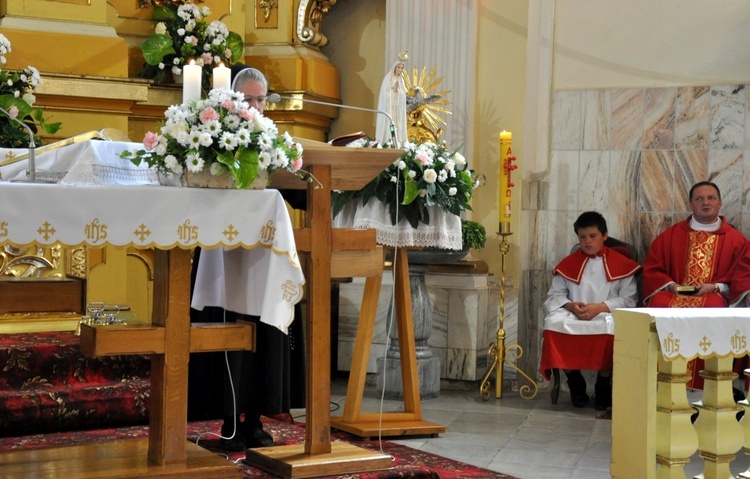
[689,216,721,232]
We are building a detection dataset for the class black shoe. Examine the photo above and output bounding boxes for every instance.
[566,370,589,408]
[244,426,274,448]
[594,374,612,411]
[220,437,247,452]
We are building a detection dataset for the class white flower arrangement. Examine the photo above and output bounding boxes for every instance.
[122,88,304,189]
[332,139,477,227]
[0,34,61,148]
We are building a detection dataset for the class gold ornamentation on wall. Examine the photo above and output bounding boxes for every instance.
[1,244,62,278]
[257,0,278,26]
[296,0,339,46]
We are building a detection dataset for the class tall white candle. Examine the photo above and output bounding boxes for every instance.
[212,63,231,91]
[183,60,202,103]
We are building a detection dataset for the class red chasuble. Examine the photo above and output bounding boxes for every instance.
[643,216,750,389]
[643,216,750,307]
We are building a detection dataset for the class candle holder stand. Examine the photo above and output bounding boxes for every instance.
[480,222,538,400]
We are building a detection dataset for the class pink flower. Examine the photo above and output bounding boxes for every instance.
[292,158,303,173]
[201,53,212,64]
[7,105,18,119]
[222,100,235,111]
[240,109,254,121]
[199,107,219,122]
[143,131,159,150]
[416,153,429,165]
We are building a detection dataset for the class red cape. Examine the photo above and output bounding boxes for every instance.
[552,247,642,285]
[643,216,750,305]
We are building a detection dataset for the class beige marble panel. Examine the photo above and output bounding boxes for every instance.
[639,149,675,213]
[675,86,710,150]
[639,212,674,261]
[611,88,644,150]
[643,87,676,149]
[744,149,750,214]
[609,150,641,245]
[673,150,708,213]
[709,148,744,227]
[551,90,583,150]
[710,85,745,149]
[428,286,449,349]
[579,150,611,212]
[546,150,580,210]
[742,213,750,239]
[582,90,611,150]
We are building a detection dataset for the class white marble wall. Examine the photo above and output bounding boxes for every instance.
[521,84,750,381]
[337,271,518,382]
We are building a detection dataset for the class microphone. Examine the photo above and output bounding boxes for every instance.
[0,105,36,182]
[266,93,399,147]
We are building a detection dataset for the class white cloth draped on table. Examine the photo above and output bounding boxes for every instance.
[0,141,159,185]
[0,179,304,334]
[332,198,462,250]
[637,307,750,361]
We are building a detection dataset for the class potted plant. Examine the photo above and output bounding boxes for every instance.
[461,219,486,250]
[138,1,243,93]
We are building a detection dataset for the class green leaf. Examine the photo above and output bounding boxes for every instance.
[0,94,34,121]
[141,34,176,65]
[225,32,244,65]
[152,5,178,22]
[32,108,62,135]
[401,176,419,205]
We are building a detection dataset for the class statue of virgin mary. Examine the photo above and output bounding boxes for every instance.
[375,50,409,147]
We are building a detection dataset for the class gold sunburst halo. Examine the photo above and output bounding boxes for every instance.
[403,66,452,143]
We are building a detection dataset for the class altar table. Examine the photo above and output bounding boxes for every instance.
[0,181,304,477]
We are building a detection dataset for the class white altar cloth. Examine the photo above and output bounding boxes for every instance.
[332,198,462,250]
[0,141,159,185]
[627,307,750,361]
[0,182,304,333]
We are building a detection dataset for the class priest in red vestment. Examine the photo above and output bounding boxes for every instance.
[643,181,750,389]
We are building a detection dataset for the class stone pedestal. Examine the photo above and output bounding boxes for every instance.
[338,256,518,395]
[376,263,441,399]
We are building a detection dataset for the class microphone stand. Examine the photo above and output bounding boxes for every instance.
[266,93,399,147]
[0,106,36,182]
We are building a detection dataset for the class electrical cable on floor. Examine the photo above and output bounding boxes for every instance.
[376,165,401,461]
[195,309,239,448]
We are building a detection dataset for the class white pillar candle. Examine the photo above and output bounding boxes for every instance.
[212,63,231,92]
[183,60,202,103]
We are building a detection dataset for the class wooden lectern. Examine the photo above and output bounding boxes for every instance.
[247,139,444,478]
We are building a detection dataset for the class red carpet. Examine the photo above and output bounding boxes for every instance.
[0,416,518,478]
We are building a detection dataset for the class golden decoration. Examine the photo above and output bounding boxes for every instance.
[259,0,278,22]
[297,0,339,46]
[403,66,453,143]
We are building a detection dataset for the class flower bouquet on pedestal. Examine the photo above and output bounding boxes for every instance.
[332,139,477,228]
[0,34,61,148]
[121,88,304,189]
[138,0,243,92]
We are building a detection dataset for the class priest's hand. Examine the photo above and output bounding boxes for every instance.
[695,283,718,297]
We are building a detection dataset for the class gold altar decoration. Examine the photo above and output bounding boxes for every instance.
[480,223,539,400]
[404,66,452,143]
[296,0,339,46]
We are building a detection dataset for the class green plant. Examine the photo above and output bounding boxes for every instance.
[138,1,243,93]
[461,219,486,250]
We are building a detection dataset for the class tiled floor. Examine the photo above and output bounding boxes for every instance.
[292,377,750,479]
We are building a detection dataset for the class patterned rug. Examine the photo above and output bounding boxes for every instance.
[0,416,518,479]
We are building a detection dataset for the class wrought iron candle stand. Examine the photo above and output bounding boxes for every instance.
[480,222,538,400]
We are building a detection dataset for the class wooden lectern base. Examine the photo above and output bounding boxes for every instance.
[0,438,242,479]
[329,417,445,440]
[245,442,392,479]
